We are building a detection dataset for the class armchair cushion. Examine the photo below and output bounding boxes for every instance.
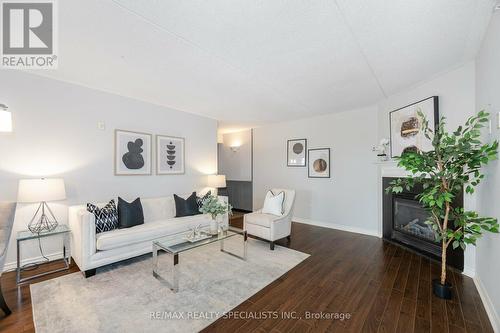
[244,212,280,228]
[262,190,285,216]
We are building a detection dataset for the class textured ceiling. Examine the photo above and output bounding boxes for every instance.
[34,0,495,131]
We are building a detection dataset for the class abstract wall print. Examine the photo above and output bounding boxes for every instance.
[287,139,307,167]
[157,135,185,175]
[390,96,439,158]
[115,130,152,175]
[308,148,330,178]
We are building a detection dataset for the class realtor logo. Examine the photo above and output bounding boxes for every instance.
[1,0,58,69]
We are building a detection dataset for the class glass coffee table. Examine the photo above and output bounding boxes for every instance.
[152,226,247,292]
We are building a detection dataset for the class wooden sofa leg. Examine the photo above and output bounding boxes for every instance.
[83,269,96,278]
[270,242,275,250]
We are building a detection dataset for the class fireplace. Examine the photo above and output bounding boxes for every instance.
[383,177,464,271]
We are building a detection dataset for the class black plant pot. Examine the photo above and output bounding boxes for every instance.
[432,279,452,299]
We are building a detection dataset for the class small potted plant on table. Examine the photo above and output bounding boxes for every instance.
[387,110,498,299]
[200,195,232,235]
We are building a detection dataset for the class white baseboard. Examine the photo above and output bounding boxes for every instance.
[293,217,380,238]
[3,251,65,273]
[462,266,475,279]
[474,275,500,333]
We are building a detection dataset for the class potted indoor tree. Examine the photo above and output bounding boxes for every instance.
[387,110,498,299]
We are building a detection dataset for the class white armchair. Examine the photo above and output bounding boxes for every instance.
[244,189,296,250]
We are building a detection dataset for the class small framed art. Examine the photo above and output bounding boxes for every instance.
[308,148,330,178]
[156,135,185,175]
[287,139,307,167]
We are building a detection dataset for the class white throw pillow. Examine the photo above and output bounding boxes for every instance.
[262,190,285,216]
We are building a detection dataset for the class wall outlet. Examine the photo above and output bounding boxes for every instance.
[97,121,106,130]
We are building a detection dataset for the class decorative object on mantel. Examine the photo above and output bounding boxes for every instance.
[308,148,330,178]
[386,110,499,300]
[156,135,185,175]
[17,178,66,233]
[372,138,390,161]
[200,195,232,235]
[115,130,152,175]
[287,139,307,167]
[389,96,439,158]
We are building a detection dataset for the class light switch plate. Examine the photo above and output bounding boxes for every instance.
[97,121,106,130]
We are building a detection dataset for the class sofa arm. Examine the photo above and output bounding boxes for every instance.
[68,206,96,271]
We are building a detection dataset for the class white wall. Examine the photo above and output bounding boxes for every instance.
[219,130,252,181]
[0,71,217,270]
[253,106,379,236]
[377,62,476,139]
[377,63,478,275]
[475,12,500,332]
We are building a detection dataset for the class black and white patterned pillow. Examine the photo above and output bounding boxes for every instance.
[197,191,211,210]
[87,200,119,234]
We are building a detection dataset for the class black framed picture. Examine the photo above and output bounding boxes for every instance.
[287,139,307,167]
[308,148,330,178]
[114,129,152,176]
[156,135,185,175]
[389,96,439,158]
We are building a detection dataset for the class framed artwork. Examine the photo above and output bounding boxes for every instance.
[287,139,307,167]
[308,148,330,178]
[115,130,152,175]
[390,96,439,158]
[156,135,185,175]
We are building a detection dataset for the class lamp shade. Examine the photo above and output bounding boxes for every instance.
[207,174,226,188]
[0,110,12,132]
[17,178,66,203]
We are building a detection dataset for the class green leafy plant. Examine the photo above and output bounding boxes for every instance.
[387,110,499,286]
[200,195,232,220]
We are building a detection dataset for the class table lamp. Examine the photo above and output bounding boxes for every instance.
[17,178,66,233]
[207,174,226,195]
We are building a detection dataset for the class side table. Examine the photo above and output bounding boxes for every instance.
[17,224,71,285]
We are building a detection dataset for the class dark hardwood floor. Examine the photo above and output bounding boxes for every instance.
[0,217,493,333]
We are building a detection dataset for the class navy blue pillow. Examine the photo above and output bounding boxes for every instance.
[118,197,144,228]
[174,192,201,217]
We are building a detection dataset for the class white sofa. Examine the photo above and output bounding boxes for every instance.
[68,194,228,277]
[244,189,295,250]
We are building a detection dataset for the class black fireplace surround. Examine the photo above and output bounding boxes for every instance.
[383,177,464,271]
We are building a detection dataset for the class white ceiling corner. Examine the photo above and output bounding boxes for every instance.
[31,0,495,131]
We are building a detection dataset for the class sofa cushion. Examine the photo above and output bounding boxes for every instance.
[141,197,174,222]
[95,215,211,251]
[174,192,201,217]
[196,190,211,209]
[87,200,119,233]
[118,197,144,228]
[244,212,279,228]
[262,190,285,216]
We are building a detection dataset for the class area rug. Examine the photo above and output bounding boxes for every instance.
[30,237,309,333]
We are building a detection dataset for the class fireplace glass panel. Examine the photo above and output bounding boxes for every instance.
[393,197,435,242]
